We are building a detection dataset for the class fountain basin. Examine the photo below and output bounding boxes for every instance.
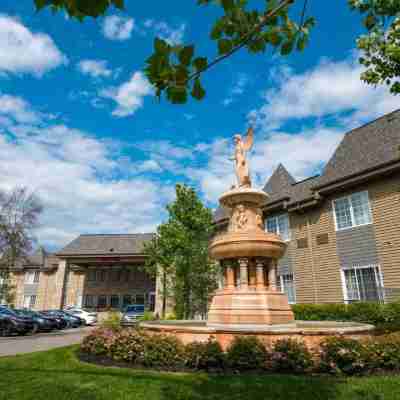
[140,320,374,351]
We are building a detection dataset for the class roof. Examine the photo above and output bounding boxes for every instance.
[213,109,400,222]
[57,233,154,257]
[317,109,400,188]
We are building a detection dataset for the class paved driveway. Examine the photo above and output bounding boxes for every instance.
[0,327,94,357]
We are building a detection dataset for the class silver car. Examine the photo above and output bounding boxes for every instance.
[121,304,145,326]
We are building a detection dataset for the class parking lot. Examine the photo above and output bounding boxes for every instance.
[0,326,94,357]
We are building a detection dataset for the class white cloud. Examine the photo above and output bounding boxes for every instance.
[0,14,67,76]
[0,93,41,124]
[0,96,173,248]
[100,71,153,117]
[102,15,134,41]
[223,73,249,106]
[250,54,398,129]
[143,19,186,45]
[77,59,113,78]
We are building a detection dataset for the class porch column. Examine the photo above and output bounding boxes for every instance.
[268,259,278,292]
[248,260,257,289]
[226,262,235,289]
[239,258,249,290]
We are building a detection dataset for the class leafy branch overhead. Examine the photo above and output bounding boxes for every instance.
[34,0,400,103]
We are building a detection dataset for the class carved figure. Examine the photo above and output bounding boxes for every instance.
[236,204,248,230]
[232,127,254,188]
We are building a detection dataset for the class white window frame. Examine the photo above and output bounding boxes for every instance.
[24,270,40,284]
[23,294,37,309]
[340,264,384,304]
[279,273,296,304]
[332,190,373,231]
[266,213,291,241]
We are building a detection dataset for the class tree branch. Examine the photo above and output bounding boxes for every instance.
[187,0,295,82]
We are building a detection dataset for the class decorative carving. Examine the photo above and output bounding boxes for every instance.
[232,127,254,188]
[255,210,264,230]
[236,204,248,230]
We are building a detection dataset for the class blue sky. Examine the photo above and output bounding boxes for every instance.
[0,0,398,249]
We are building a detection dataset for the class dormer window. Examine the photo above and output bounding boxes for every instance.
[266,213,291,241]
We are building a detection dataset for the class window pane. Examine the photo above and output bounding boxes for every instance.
[33,271,40,283]
[334,197,352,229]
[357,268,379,301]
[351,192,372,226]
[110,295,120,309]
[344,269,359,300]
[84,295,94,308]
[266,217,278,234]
[122,295,132,308]
[278,214,290,241]
[135,294,145,305]
[97,295,107,308]
[281,274,296,304]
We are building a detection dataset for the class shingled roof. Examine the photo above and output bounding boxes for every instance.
[316,109,400,188]
[57,233,154,257]
[213,109,400,223]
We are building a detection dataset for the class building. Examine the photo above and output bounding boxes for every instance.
[1,234,157,313]
[1,110,399,310]
[215,110,400,304]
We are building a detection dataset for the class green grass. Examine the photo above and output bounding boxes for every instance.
[0,347,399,400]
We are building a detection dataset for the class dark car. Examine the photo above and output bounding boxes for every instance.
[41,310,84,328]
[0,306,35,336]
[14,309,57,332]
[121,304,145,326]
[37,311,68,330]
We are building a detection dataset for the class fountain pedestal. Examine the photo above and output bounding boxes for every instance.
[208,188,294,326]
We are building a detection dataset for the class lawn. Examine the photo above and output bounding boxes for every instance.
[0,346,399,400]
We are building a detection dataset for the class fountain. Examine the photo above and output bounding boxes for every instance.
[141,127,374,350]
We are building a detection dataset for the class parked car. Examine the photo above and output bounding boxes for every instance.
[41,310,84,328]
[14,309,57,332]
[0,306,35,336]
[121,304,145,326]
[37,311,68,330]
[64,307,98,326]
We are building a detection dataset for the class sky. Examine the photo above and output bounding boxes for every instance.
[0,0,398,250]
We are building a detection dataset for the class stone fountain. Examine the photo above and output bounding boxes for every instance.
[140,127,374,350]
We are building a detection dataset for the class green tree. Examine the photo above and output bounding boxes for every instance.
[143,184,217,319]
[0,187,43,306]
[34,0,400,101]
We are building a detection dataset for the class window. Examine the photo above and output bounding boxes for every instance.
[24,270,40,284]
[333,191,372,230]
[122,295,132,309]
[23,295,37,309]
[135,294,145,305]
[97,295,107,308]
[341,264,383,303]
[110,295,120,309]
[87,270,97,282]
[266,214,290,241]
[84,295,95,308]
[279,274,296,304]
[97,270,106,282]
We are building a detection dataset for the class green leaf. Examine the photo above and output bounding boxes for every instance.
[296,35,308,52]
[178,46,194,66]
[281,40,294,55]
[34,0,49,10]
[112,0,124,9]
[154,38,169,54]
[167,86,187,104]
[193,57,208,72]
[221,0,235,11]
[218,38,233,55]
[191,78,206,100]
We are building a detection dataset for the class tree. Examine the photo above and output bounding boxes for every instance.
[143,184,217,319]
[0,187,43,305]
[33,0,400,102]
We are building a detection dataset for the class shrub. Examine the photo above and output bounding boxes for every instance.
[270,339,314,373]
[100,311,122,332]
[226,336,268,370]
[140,311,157,321]
[108,329,147,363]
[142,334,185,369]
[184,339,225,370]
[365,333,400,371]
[319,337,368,375]
[347,302,385,325]
[80,328,115,356]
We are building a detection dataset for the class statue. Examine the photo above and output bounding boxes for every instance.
[232,127,254,188]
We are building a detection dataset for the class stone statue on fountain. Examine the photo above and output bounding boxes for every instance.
[232,127,254,188]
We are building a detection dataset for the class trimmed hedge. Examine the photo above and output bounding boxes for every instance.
[80,329,400,375]
[292,302,400,333]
